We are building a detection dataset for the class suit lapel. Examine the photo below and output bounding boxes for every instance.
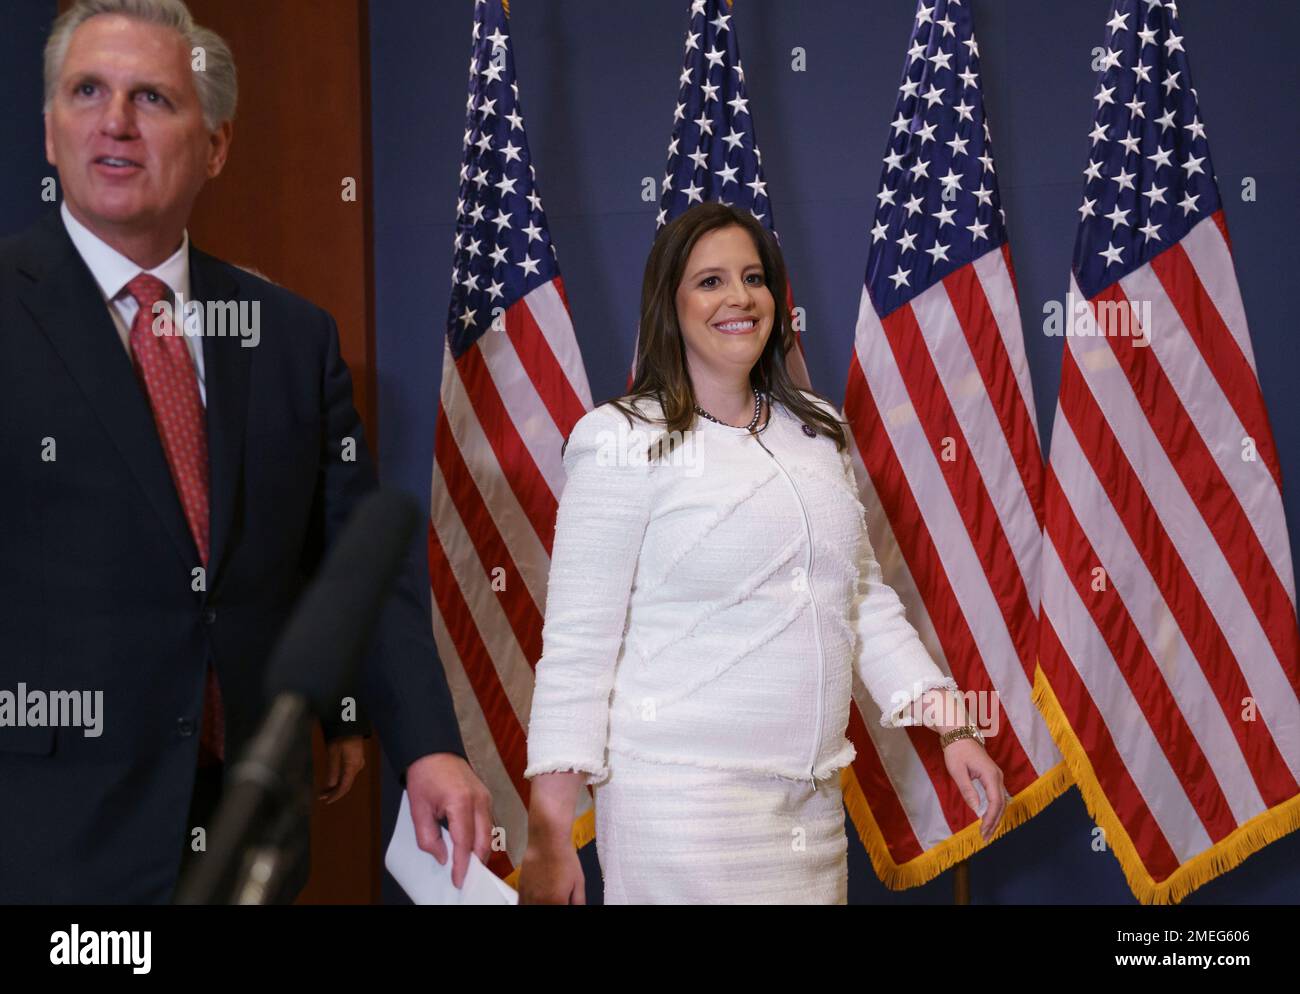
[190,246,250,591]
[16,212,199,572]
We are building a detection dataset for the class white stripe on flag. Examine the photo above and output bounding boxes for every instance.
[431,458,535,730]
[1047,412,1270,826]
[1118,263,1295,602]
[428,586,531,864]
[440,345,553,611]
[523,282,594,410]
[910,279,1042,599]
[1179,217,1258,374]
[477,325,567,499]
[853,293,1037,753]
[1040,535,1214,863]
[1063,276,1300,780]
[973,249,1041,443]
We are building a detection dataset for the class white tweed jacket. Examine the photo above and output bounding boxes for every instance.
[523,391,959,786]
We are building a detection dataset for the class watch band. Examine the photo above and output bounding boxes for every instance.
[939,725,984,749]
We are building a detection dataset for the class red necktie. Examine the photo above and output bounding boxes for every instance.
[125,273,224,766]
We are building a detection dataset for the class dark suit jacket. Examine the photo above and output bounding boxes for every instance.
[0,210,466,903]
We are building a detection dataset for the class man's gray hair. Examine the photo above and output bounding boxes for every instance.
[43,0,237,130]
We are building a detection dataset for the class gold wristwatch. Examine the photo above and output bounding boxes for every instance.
[939,724,985,749]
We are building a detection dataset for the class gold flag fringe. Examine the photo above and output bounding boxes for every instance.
[842,746,1072,891]
[1032,663,1300,904]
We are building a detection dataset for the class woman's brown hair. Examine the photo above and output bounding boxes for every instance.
[605,202,847,454]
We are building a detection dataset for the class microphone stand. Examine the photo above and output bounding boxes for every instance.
[174,695,312,905]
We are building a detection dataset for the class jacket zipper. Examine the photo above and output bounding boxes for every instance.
[752,428,826,789]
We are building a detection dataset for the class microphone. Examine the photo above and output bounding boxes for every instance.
[174,488,422,904]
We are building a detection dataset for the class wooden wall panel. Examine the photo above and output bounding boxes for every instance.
[183,0,381,906]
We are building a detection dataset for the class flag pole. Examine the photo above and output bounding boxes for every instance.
[953,860,969,904]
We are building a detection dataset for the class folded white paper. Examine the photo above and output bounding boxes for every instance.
[384,790,518,905]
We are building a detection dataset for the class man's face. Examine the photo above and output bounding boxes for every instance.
[44,14,230,239]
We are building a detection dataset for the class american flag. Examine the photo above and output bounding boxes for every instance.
[1036,0,1300,903]
[842,0,1067,888]
[431,0,595,881]
[634,0,811,389]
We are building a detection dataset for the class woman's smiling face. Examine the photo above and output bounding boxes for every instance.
[674,224,775,382]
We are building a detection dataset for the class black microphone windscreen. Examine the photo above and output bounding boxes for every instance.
[264,488,422,718]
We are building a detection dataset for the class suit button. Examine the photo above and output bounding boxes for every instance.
[202,608,217,624]
[177,718,195,737]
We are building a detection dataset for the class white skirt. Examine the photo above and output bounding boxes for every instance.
[593,751,848,904]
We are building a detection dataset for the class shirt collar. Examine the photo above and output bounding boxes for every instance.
[60,200,191,304]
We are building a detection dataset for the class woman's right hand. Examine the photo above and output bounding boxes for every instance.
[519,838,585,904]
[518,770,588,904]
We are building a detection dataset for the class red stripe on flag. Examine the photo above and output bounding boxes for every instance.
[433,409,544,665]
[844,361,972,829]
[942,264,1045,526]
[845,358,1039,809]
[1091,284,1300,695]
[1149,241,1284,491]
[1044,466,1238,841]
[1057,348,1300,805]
[1037,609,1183,883]
[427,513,531,803]
[1000,244,1020,300]
[879,303,1040,684]
[505,289,588,437]
[846,704,926,864]
[551,273,573,313]
[453,344,559,555]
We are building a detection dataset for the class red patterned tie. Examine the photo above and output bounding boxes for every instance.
[125,273,224,766]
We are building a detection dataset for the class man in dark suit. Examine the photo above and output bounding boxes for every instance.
[0,0,492,902]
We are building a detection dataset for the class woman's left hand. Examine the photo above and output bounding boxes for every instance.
[942,738,1007,842]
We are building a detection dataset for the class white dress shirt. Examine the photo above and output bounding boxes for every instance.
[60,200,207,407]
[524,392,959,787]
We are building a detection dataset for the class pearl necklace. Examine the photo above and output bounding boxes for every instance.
[695,389,764,431]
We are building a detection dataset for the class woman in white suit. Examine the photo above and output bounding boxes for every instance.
[519,202,1006,904]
